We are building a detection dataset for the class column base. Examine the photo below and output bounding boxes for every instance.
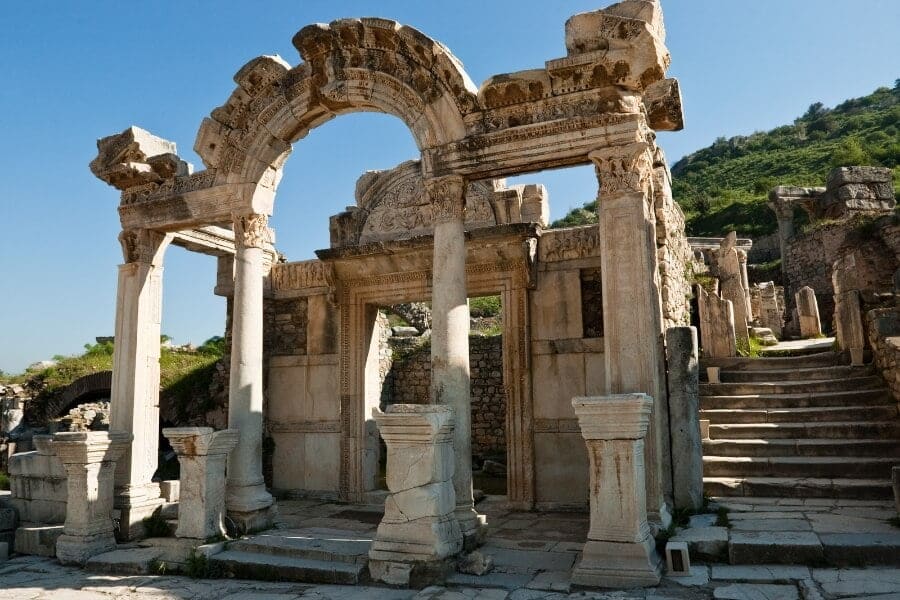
[455,506,487,550]
[226,483,276,534]
[56,532,117,566]
[572,537,662,589]
[368,556,455,588]
[115,483,164,541]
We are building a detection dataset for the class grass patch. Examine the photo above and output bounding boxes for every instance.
[0,471,8,491]
[889,516,900,529]
[142,510,173,538]
[185,550,216,579]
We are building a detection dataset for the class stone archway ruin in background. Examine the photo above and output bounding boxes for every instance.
[90,0,689,546]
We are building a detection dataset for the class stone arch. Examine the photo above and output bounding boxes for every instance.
[193,18,478,196]
[26,371,112,426]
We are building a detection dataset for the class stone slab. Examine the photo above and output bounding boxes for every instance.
[713,583,799,599]
[0,541,7,563]
[14,524,64,557]
[671,526,728,561]
[478,545,576,572]
[524,569,571,592]
[85,547,164,575]
[729,531,824,565]
[711,566,811,582]
[665,565,709,587]
[819,533,900,566]
[446,571,533,590]
[731,519,811,532]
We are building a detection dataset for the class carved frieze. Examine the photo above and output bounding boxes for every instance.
[119,170,217,206]
[540,226,602,262]
[270,260,334,292]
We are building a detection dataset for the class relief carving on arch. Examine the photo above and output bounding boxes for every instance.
[233,212,274,249]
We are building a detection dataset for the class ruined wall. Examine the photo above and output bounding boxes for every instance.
[384,335,506,457]
[654,167,693,329]
[783,215,900,329]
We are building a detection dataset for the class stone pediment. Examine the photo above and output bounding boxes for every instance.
[329,160,548,247]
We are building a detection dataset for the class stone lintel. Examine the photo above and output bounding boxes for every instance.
[374,405,454,445]
[572,394,653,440]
[52,431,132,465]
[170,226,236,257]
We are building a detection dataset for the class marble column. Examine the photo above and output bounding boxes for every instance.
[110,228,171,540]
[571,394,662,588]
[369,405,462,586]
[226,212,275,532]
[163,428,239,541]
[54,431,132,565]
[426,175,482,545]
[590,143,670,528]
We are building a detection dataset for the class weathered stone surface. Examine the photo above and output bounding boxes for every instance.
[729,531,824,565]
[698,284,737,358]
[163,427,239,541]
[671,526,728,561]
[370,405,462,584]
[796,287,822,339]
[571,394,662,588]
[13,524,64,556]
[665,327,702,510]
[713,583,799,600]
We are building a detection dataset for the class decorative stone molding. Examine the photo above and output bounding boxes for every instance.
[426,176,467,224]
[233,213,274,250]
[118,229,170,265]
[539,226,601,262]
[571,394,662,588]
[589,142,654,198]
[163,427,239,541]
[369,405,462,586]
[53,431,132,565]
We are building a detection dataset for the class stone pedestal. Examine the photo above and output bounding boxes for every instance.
[427,176,483,544]
[665,327,703,510]
[53,431,132,565]
[796,286,822,338]
[369,405,462,587]
[571,394,662,588]
[110,229,171,540]
[163,427,239,541]
[715,233,750,347]
[226,213,276,532]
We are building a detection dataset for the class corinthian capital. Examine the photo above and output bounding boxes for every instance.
[589,142,654,198]
[426,175,467,223]
[233,212,274,249]
[118,229,170,265]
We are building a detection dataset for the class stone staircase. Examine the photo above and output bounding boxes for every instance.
[208,528,371,584]
[700,351,900,500]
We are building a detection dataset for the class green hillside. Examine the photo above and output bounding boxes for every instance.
[551,82,900,235]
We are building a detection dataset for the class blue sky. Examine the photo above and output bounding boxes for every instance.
[1,1,898,373]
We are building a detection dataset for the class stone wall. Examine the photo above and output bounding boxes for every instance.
[865,307,900,413]
[384,334,506,457]
[783,214,900,330]
[265,297,308,356]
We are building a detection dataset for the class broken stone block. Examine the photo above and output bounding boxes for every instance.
[458,550,493,575]
[796,286,822,339]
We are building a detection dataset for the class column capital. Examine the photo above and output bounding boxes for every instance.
[118,228,170,265]
[233,212,274,250]
[589,142,654,198]
[426,174,467,224]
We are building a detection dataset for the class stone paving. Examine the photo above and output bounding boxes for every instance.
[1,497,898,599]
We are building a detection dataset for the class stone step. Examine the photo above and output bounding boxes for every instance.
[708,421,900,440]
[701,405,898,424]
[703,438,900,458]
[228,530,371,565]
[717,365,872,383]
[703,456,898,479]
[209,550,366,584]
[702,352,845,371]
[700,376,884,396]
[704,477,894,500]
[700,389,893,410]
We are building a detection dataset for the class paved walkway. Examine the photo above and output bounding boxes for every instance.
[758,338,835,355]
[3,496,900,599]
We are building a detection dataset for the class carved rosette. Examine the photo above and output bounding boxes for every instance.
[426,175,467,224]
[233,212,274,250]
[589,142,654,199]
[118,229,168,265]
